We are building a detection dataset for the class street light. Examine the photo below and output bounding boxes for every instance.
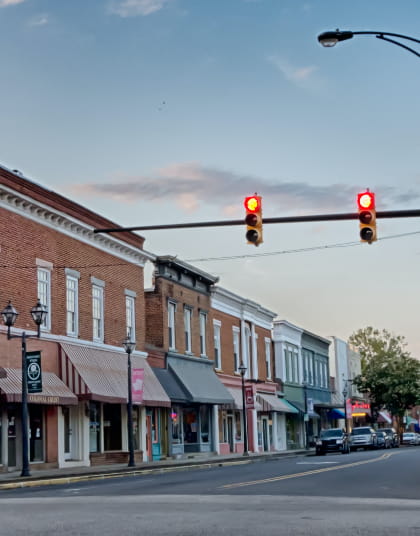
[122,336,136,467]
[1,299,47,477]
[238,362,249,456]
[317,29,420,58]
[303,382,309,450]
[342,384,349,435]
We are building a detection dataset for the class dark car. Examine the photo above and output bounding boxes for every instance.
[376,430,391,449]
[315,428,350,455]
[381,427,400,448]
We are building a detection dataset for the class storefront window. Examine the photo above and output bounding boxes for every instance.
[7,408,16,467]
[171,407,182,443]
[103,404,122,451]
[235,411,242,440]
[89,402,101,453]
[151,409,159,443]
[133,407,139,450]
[29,405,44,462]
[200,406,209,443]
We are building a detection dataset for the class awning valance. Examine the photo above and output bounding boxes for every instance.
[0,368,78,405]
[257,393,299,414]
[60,343,171,407]
[167,356,233,405]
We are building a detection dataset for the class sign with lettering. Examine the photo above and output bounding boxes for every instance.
[351,401,371,415]
[132,368,144,403]
[26,351,42,394]
[245,386,254,409]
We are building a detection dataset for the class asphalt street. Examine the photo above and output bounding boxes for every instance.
[1,447,420,535]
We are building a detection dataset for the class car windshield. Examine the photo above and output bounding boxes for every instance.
[376,431,385,436]
[320,429,342,438]
[351,428,371,435]
[404,433,414,437]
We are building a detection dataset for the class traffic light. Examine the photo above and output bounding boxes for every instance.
[357,191,377,243]
[244,195,263,246]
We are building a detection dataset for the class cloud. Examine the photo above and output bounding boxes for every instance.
[268,55,318,87]
[108,0,172,17]
[0,0,25,6]
[70,162,418,215]
[28,13,49,26]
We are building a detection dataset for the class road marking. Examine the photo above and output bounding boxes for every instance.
[297,461,338,465]
[221,452,393,489]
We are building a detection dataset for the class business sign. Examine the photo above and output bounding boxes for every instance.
[307,398,314,414]
[26,351,42,394]
[132,368,144,403]
[351,401,371,416]
[245,386,254,409]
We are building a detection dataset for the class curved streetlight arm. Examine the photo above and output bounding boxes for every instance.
[318,29,420,58]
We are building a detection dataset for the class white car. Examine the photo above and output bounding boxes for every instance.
[402,432,420,445]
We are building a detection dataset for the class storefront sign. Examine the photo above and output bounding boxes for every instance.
[245,386,254,409]
[26,351,42,394]
[132,368,144,403]
[307,398,314,414]
[351,401,371,416]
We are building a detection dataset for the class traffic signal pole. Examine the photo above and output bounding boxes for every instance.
[93,209,420,234]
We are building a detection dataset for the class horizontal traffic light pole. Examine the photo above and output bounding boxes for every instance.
[94,209,420,233]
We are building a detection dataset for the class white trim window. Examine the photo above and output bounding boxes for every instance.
[125,295,135,340]
[199,311,207,356]
[37,267,51,331]
[168,301,176,350]
[184,307,192,353]
[213,320,221,370]
[66,275,79,337]
[92,284,104,342]
[233,327,240,373]
[265,338,272,380]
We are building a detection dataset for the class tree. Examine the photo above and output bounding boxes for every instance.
[348,327,420,432]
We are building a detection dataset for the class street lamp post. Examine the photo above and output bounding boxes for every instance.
[318,29,420,58]
[303,382,309,450]
[1,299,47,477]
[122,336,136,467]
[238,362,249,456]
[342,384,348,435]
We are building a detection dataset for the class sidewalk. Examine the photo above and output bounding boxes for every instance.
[0,449,312,490]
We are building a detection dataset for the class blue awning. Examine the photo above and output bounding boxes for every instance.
[327,408,345,419]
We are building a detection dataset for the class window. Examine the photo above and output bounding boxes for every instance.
[233,327,240,372]
[92,284,104,342]
[265,338,272,379]
[37,267,51,331]
[199,311,207,356]
[213,320,221,369]
[168,301,176,350]
[125,295,135,340]
[66,275,78,336]
[184,307,192,353]
[285,345,299,383]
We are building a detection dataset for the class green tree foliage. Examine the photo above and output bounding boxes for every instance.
[348,327,420,430]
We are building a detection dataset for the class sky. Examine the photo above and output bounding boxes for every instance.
[1,0,420,355]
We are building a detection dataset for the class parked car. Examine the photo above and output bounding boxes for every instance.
[381,427,400,448]
[315,428,350,455]
[402,432,420,446]
[375,430,391,449]
[349,426,378,451]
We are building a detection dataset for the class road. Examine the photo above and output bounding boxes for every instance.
[1,447,420,535]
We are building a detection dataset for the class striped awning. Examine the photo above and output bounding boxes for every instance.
[256,393,299,414]
[0,368,78,405]
[60,343,171,407]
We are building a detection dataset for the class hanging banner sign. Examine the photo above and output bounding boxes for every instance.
[245,385,254,409]
[26,351,42,394]
[132,368,144,403]
[307,397,314,414]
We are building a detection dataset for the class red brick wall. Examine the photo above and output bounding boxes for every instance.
[145,276,215,362]
[0,207,145,351]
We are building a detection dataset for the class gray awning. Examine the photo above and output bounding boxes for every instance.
[225,387,263,411]
[153,368,190,404]
[287,400,320,419]
[168,356,234,405]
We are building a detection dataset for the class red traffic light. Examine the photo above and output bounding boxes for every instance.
[244,196,261,213]
[357,192,375,210]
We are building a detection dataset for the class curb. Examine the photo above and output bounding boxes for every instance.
[0,451,308,490]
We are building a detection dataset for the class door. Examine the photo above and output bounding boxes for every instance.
[262,417,269,451]
[227,415,234,452]
[63,407,72,460]
[146,415,153,461]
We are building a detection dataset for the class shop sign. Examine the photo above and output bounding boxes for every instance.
[351,401,371,415]
[26,351,42,394]
[245,386,254,409]
[132,368,144,403]
[307,398,314,414]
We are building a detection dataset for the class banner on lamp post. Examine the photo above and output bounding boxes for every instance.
[132,368,144,403]
[26,351,42,394]
[245,386,254,409]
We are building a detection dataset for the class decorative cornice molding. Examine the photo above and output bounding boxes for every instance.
[0,185,155,266]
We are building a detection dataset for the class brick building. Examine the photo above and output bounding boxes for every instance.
[0,165,169,472]
[145,256,233,459]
